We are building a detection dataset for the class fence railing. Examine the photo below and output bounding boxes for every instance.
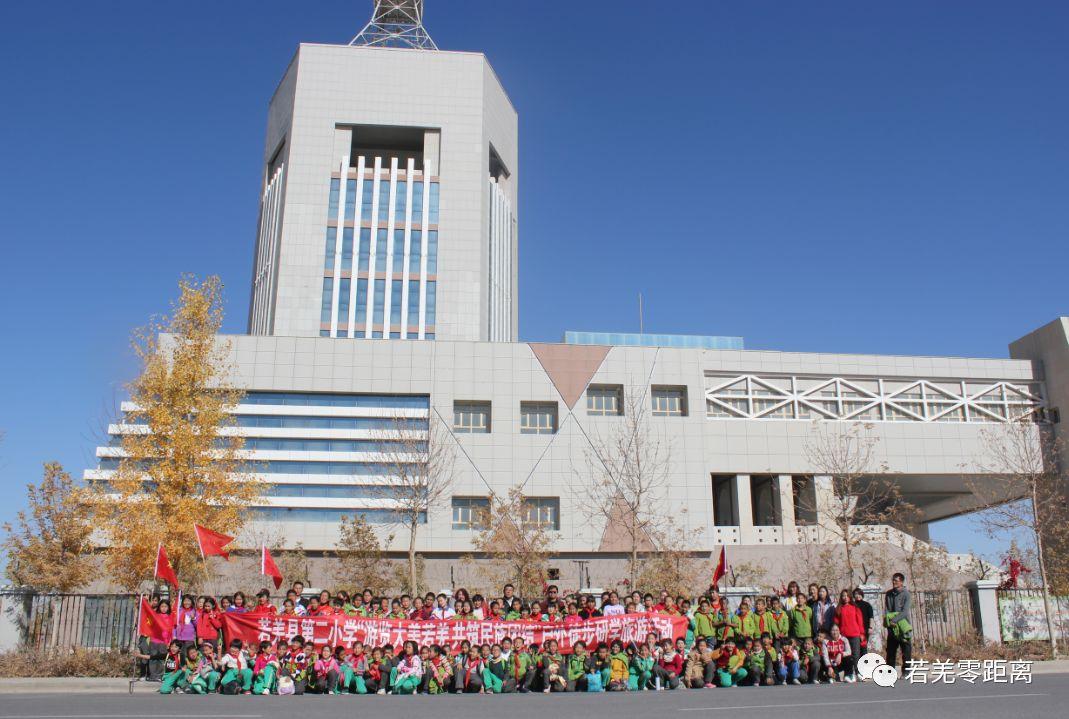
[1,587,981,652]
[910,588,979,649]
[1,591,139,651]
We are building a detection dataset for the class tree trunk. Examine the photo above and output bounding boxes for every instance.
[1032,488,1060,658]
[842,519,854,588]
[408,519,418,595]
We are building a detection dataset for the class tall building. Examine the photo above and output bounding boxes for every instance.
[248,1,517,343]
[88,2,1069,589]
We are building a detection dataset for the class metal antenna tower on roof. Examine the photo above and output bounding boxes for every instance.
[350,0,439,50]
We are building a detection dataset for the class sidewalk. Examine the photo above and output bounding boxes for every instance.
[0,677,158,694]
[1031,659,1069,674]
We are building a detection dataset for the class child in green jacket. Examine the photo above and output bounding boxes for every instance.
[160,644,200,694]
[790,595,814,640]
[692,598,719,641]
[769,597,791,649]
[481,644,511,693]
[737,601,760,641]
[566,641,591,692]
[747,634,779,685]
[629,643,655,691]
[511,638,535,692]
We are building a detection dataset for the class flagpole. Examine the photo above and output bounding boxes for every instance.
[136,593,143,642]
[194,523,218,601]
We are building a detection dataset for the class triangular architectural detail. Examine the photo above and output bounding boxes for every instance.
[597,495,656,553]
[529,343,610,410]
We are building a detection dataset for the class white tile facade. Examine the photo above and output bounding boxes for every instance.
[247,44,518,343]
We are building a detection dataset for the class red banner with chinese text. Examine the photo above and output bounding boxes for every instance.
[221,612,688,654]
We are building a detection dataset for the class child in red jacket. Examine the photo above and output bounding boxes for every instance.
[655,638,683,689]
[834,589,864,680]
[195,597,221,649]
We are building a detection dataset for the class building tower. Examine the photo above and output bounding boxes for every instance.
[248,0,518,342]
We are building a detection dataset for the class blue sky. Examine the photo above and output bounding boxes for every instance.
[0,1,1066,562]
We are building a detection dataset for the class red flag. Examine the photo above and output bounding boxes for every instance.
[193,524,234,560]
[711,546,726,588]
[154,544,180,588]
[138,595,174,643]
[262,545,283,589]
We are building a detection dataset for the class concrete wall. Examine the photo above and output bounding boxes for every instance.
[213,335,1041,557]
[1010,317,1069,472]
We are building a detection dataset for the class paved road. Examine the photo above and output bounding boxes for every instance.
[0,674,1063,719]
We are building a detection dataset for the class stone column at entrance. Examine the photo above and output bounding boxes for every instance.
[859,583,885,652]
[966,579,1002,645]
[733,474,755,544]
[720,586,759,614]
[776,475,797,544]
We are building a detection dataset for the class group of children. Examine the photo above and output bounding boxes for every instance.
[140,579,878,695]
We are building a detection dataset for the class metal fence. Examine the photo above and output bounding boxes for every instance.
[910,588,979,649]
[0,587,981,652]
[1,591,139,650]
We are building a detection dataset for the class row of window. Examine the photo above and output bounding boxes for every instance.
[711,474,818,528]
[451,497,560,531]
[241,393,429,409]
[450,386,689,435]
[320,278,436,336]
[324,228,438,275]
[263,484,393,499]
[323,172,439,340]
[96,458,421,476]
[250,508,426,524]
[91,479,396,501]
[328,178,440,226]
[239,437,427,453]
[234,415,427,431]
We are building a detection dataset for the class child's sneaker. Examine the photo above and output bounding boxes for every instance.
[845,675,856,683]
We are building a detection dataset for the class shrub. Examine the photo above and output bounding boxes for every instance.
[916,633,1053,662]
[0,647,135,677]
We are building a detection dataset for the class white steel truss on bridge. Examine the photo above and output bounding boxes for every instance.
[704,373,1046,423]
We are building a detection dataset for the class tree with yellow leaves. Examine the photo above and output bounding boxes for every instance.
[97,276,261,590]
[333,513,397,594]
[3,462,96,592]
